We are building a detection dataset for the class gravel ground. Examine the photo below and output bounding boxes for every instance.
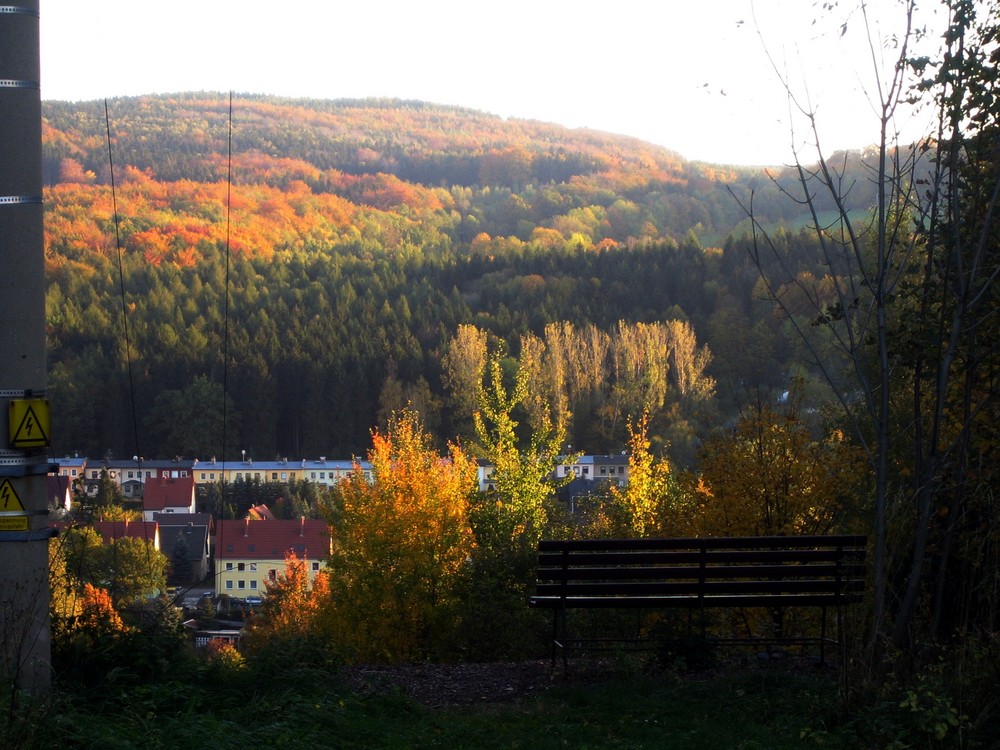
[338,658,628,709]
[337,652,835,710]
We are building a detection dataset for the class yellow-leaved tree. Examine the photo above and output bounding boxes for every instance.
[694,394,865,537]
[691,393,865,641]
[326,409,478,662]
[600,411,694,538]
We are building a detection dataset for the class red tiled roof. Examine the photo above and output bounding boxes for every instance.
[142,475,195,512]
[215,518,331,560]
[92,520,159,545]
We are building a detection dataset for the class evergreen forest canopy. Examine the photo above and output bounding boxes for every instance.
[42,93,874,461]
[21,7,1000,745]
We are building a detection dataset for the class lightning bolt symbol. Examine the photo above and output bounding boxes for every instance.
[1,484,10,510]
[24,414,34,436]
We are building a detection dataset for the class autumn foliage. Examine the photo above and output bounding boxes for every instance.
[241,552,331,663]
[77,583,128,636]
[693,394,865,537]
[324,410,478,662]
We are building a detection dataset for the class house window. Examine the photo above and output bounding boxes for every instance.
[200,472,206,480]
[225,580,233,590]
[600,467,607,474]
[226,562,233,571]
[238,580,245,589]
[271,473,278,481]
[289,472,296,480]
[319,472,325,480]
[71,469,77,476]
[250,580,257,589]
[254,472,261,480]
[210,472,215,480]
[127,470,134,479]
[582,467,589,475]
[238,563,245,572]
[250,563,257,571]
[281,472,287,480]
[236,473,243,480]
[312,562,320,571]
[269,569,277,581]
[181,471,188,477]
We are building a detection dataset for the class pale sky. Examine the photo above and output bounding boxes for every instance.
[39,0,939,166]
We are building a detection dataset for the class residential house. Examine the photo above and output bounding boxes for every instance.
[142,475,196,521]
[183,620,243,649]
[191,457,371,488]
[83,457,194,499]
[53,455,86,483]
[553,454,631,511]
[192,457,305,485]
[214,518,331,598]
[554,454,630,487]
[476,459,496,492]
[298,457,370,487]
[155,513,213,585]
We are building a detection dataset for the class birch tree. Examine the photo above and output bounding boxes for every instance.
[739,0,1000,653]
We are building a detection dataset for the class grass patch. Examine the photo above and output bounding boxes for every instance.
[6,664,853,749]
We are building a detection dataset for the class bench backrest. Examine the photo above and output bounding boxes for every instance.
[534,535,867,608]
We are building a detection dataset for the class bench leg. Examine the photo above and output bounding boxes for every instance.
[820,605,827,665]
[550,609,559,666]
[560,606,569,669]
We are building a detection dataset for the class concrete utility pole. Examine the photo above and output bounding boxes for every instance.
[0,0,52,692]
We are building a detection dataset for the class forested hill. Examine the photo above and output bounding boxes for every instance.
[42,93,869,462]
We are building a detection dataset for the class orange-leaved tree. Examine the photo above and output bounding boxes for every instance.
[241,551,331,665]
[326,409,478,662]
[77,583,128,636]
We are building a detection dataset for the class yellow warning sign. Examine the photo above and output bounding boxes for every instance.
[0,478,28,531]
[8,398,50,449]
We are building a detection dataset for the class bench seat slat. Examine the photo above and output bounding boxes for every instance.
[530,593,860,609]
[535,578,856,597]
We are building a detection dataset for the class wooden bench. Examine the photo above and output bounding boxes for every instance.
[529,535,867,665]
